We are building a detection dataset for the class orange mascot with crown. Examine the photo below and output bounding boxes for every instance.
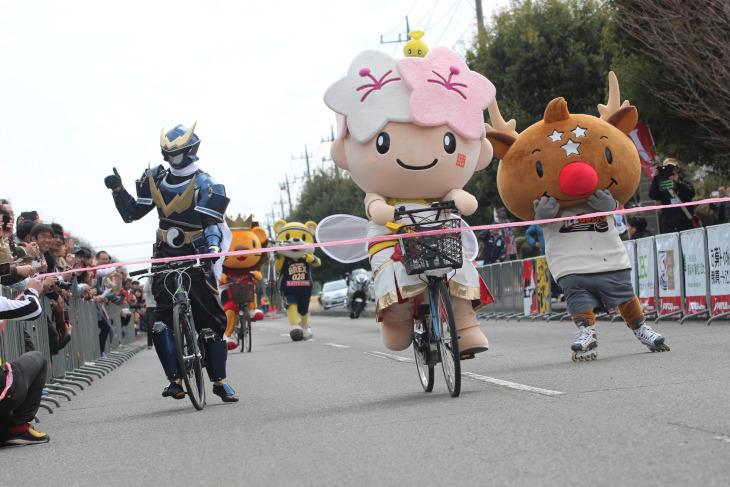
[219,214,268,350]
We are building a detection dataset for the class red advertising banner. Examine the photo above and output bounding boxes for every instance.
[629,122,660,179]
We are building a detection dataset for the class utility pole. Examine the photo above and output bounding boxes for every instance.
[279,196,285,219]
[292,145,312,180]
[475,0,485,51]
[380,16,410,47]
[278,175,293,214]
[321,125,338,178]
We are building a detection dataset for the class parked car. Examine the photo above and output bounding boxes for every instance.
[320,279,348,310]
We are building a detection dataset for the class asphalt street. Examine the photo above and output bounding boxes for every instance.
[2,307,729,486]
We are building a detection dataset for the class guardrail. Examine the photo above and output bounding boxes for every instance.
[476,223,730,326]
[1,289,145,419]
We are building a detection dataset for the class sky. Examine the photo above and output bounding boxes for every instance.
[0,0,509,268]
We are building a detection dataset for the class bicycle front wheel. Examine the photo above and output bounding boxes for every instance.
[173,303,206,410]
[239,309,252,353]
[434,279,460,397]
[413,319,434,392]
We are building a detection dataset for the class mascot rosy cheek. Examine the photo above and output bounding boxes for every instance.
[487,72,670,361]
[219,214,268,349]
[273,220,321,341]
[323,45,494,357]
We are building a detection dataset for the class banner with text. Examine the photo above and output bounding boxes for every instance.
[706,225,730,316]
[655,233,682,316]
[636,237,656,313]
[680,229,708,317]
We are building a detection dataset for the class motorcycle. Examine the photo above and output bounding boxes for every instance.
[344,268,371,319]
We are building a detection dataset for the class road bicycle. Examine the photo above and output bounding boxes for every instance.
[131,259,206,410]
[391,201,463,397]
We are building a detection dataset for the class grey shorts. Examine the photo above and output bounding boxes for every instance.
[557,269,635,316]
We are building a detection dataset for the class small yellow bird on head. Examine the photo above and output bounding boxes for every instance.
[403,30,428,58]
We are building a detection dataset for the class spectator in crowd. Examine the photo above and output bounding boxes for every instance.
[628,216,653,240]
[648,158,697,233]
[29,224,53,274]
[15,220,35,245]
[479,228,506,264]
[525,224,545,256]
[93,250,118,357]
[0,276,50,446]
[1,200,17,264]
[710,185,730,225]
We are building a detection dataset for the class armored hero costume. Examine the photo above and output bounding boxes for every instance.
[104,123,238,402]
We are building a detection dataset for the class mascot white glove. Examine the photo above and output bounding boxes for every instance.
[533,196,560,221]
[586,189,619,212]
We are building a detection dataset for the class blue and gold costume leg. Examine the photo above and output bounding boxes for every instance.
[151,322,181,381]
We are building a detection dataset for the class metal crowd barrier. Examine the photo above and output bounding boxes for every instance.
[475,222,730,326]
[1,288,146,419]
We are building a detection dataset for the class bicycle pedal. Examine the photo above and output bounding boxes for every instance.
[201,328,216,342]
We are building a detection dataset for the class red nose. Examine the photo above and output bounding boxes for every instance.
[559,161,598,196]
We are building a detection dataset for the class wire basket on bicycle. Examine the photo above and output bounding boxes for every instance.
[230,278,256,306]
[396,217,463,276]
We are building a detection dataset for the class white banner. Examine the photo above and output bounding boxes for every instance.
[655,233,682,316]
[623,240,637,295]
[706,224,730,316]
[636,237,656,313]
[680,229,708,316]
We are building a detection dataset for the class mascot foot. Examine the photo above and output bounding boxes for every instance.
[290,327,304,341]
[457,325,489,358]
[249,309,264,321]
[302,325,312,340]
[224,335,238,351]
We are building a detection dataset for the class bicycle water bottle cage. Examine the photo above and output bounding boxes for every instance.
[201,328,217,343]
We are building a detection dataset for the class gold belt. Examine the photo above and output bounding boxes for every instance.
[156,228,203,246]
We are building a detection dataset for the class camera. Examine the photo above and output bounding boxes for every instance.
[657,164,676,179]
[56,280,73,291]
[1,212,10,229]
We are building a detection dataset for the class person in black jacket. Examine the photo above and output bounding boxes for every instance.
[479,228,506,264]
[648,158,696,233]
[0,277,50,446]
[628,216,653,240]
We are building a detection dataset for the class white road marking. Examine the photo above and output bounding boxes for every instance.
[364,352,565,396]
[324,343,350,349]
[462,372,564,396]
[364,351,413,363]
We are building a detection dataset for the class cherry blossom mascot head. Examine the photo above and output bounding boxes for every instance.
[324,46,495,357]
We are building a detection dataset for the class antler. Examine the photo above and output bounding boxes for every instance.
[598,72,630,120]
[486,99,519,138]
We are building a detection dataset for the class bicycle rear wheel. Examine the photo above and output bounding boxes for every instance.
[173,303,206,410]
[434,279,460,397]
[413,319,434,392]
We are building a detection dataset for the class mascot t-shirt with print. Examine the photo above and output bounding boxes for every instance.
[278,257,312,291]
[542,203,631,281]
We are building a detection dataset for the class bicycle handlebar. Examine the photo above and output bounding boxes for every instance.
[129,258,204,278]
[393,200,459,221]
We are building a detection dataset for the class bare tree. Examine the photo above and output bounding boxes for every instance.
[610,0,730,168]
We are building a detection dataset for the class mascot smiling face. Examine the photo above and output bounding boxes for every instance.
[273,220,317,259]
